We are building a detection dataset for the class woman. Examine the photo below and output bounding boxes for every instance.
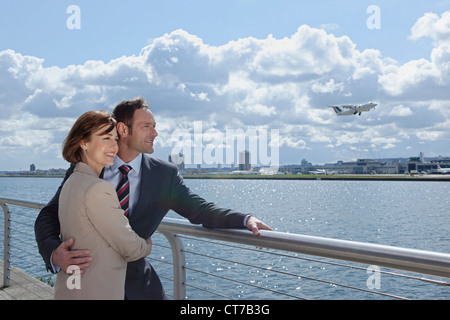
[54,111,151,300]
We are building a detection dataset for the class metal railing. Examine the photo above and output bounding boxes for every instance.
[1,196,450,299]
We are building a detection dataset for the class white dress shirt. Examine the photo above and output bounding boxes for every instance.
[103,154,142,217]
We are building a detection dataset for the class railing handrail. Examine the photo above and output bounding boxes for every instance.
[158,217,450,279]
[0,197,46,210]
[2,196,450,299]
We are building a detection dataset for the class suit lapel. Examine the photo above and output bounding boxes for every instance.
[128,155,157,223]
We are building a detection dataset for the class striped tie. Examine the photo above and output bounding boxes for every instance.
[116,165,132,217]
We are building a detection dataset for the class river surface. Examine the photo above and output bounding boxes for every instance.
[1,176,449,299]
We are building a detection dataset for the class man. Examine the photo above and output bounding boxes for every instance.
[35,97,272,300]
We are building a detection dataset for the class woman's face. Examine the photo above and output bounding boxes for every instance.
[81,125,118,175]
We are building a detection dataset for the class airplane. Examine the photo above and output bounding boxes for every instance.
[329,102,377,116]
[436,163,450,174]
[230,167,258,175]
[309,169,336,175]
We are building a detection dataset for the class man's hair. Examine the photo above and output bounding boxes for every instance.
[62,110,116,164]
[112,97,149,134]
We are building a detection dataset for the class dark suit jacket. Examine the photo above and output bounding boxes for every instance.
[34,156,248,299]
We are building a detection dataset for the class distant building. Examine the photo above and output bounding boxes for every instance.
[300,159,312,167]
[239,150,251,171]
[30,164,36,172]
[338,159,398,174]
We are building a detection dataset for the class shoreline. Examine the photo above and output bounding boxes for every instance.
[0,175,64,178]
[184,174,450,181]
[1,174,450,181]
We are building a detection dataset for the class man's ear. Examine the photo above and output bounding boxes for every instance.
[116,122,128,137]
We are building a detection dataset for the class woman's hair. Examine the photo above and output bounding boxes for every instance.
[62,110,116,164]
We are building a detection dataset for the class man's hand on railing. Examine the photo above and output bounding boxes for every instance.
[52,238,92,273]
[246,216,273,236]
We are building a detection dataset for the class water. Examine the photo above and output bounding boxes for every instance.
[1,176,449,299]
[179,179,450,252]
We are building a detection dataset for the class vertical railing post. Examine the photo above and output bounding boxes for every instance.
[1,202,11,288]
[159,231,186,300]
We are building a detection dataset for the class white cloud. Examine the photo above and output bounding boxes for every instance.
[319,23,340,33]
[311,79,344,94]
[1,11,450,169]
[250,25,356,80]
[409,11,450,43]
[379,10,450,97]
[234,103,276,116]
[416,130,443,141]
[388,105,414,117]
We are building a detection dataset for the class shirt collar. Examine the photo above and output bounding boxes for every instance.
[109,153,142,175]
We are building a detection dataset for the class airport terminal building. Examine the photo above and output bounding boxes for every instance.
[281,155,450,175]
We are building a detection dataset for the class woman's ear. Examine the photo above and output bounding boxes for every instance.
[80,140,88,151]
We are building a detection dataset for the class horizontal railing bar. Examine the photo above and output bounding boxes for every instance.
[181,246,408,300]
[0,197,46,210]
[151,241,310,299]
[184,265,308,300]
[149,256,234,300]
[159,218,450,279]
[183,282,234,300]
[153,236,405,299]
[176,234,448,285]
[419,277,450,286]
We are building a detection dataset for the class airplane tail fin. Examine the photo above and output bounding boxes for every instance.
[329,106,342,114]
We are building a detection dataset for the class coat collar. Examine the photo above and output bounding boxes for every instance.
[74,162,99,178]
[108,153,143,175]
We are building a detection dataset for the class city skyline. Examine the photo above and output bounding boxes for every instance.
[3,150,449,173]
[1,1,450,170]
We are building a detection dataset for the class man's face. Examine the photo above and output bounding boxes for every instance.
[127,108,158,155]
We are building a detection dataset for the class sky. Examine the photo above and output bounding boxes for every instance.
[1,0,450,170]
